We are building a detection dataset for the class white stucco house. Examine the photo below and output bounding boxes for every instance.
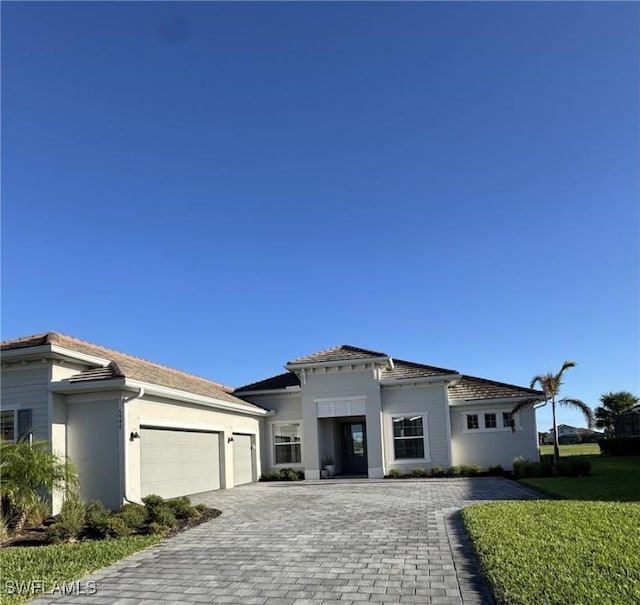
[236,344,543,480]
[1,333,543,511]
[1,332,268,511]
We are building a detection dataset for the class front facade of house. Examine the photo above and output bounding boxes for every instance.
[1,334,543,511]
[236,345,543,479]
[1,333,267,512]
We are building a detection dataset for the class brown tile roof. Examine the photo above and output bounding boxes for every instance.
[1,332,264,409]
[448,375,543,401]
[287,345,389,365]
[381,359,458,380]
[235,372,301,393]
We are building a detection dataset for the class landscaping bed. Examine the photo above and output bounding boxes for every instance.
[463,500,640,605]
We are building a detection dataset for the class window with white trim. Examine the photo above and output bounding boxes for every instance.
[464,410,518,433]
[466,414,479,430]
[273,423,301,465]
[484,413,497,429]
[1,409,32,442]
[392,416,425,459]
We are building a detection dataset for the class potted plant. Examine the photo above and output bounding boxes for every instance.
[322,456,335,477]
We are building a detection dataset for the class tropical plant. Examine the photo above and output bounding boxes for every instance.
[0,437,79,533]
[594,391,639,437]
[512,361,594,465]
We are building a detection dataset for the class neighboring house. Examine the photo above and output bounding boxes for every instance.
[544,424,593,445]
[1,332,268,511]
[615,405,640,439]
[235,345,543,479]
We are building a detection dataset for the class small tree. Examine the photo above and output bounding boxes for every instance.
[595,391,639,437]
[0,437,79,533]
[512,361,593,465]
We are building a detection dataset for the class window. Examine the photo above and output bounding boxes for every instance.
[484,413,497,429]
[393,416,425,459]
[1,409,32,442]
[273,423,301,464]
[503,412,513,428]
[466,414,479,430]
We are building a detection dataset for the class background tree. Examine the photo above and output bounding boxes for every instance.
[594,391,639,437]
[0,437,78,533]
[512,361,593,465]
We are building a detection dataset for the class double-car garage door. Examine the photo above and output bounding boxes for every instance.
[140,427,253,499]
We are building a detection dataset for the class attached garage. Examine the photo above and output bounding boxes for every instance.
[140,427,221,499]
[232,433,254,485]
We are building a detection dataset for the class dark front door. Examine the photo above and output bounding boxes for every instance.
[341,421,367,475]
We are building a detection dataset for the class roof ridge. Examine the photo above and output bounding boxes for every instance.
[392,357,459,374]
[3,331,234,392]
[287,344,389,364]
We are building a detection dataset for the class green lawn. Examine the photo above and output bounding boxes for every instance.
[538,442,601,456]
[0,535,161,605]
[463,454,640,604]
[521,455,640,501]
[463,501,640,605]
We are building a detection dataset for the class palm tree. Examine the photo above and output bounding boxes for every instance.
[512,361,593,464]
[594,391,639,437]
[0,437,78,533]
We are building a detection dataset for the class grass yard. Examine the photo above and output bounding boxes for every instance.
[521,455,640,501]
[0,535,161,605]
[538,442,600,456]
[463,501,640,605]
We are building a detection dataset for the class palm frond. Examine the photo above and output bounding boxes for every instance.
[558,397,594,429]
[529,375,544,390]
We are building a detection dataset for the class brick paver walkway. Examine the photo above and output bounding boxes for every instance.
[34,478,540,605]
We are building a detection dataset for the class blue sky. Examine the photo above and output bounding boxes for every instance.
[2,2,638,431]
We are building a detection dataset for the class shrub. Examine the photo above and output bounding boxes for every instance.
[84,501,112,539]
[259,468,304,481]
[413,467,428,477]
[147,505,176,529]
[388,469,404,479]
[599,438,640,456]
[430,466,445,478]
[25,496,50,528]
[117,503,147,530]
[487,465,504,476]
[46,492,85,543]
[0,515,9,543]
[447,466,462,477]
[144,521,169,536]
[513,457,542,479]
[104,515,131,538]
[568,458,591,477]
[195,503,207,514]
[167,497,200,520]
[460,464,483,476]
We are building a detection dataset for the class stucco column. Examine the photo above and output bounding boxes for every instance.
[302,393,320,480]
[366,392,385,478]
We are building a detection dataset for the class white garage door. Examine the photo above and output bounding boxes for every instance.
[140,427,220,499]
[233,433,253,486]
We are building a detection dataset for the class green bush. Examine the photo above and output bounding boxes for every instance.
[167,497,199,520]
[388,469,404,478]
[430,466,445,477]
[259,468,304,481]
[144,521,169,536]
[459,464,483,476]
[413,467,428,477]
[487,465,504,476]
[117,503,147,530]
[25,496,50,528]
[513,457,543,478]
[104,515,131,538]
[46,492,85,543]
[568,458,591,477]
[149,506,176,529]
[447,466,462,477]
[83,501,112,539]
[599,438,640,456]
[195,503,207,514]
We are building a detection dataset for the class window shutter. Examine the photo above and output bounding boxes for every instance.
[17,409,33,439]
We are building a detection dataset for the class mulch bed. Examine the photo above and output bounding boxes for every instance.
[1,507,222,549]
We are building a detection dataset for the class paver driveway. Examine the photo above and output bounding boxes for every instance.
[35,478,539,605]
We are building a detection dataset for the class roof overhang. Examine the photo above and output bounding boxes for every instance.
[286,356,392,371]
[49,378,270,417]
[235,386,302,396]
[448,394,546,407]
[1,344,110,367]
[380,373,462,387]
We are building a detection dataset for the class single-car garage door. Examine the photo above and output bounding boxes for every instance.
[232,433,253,486]
[140,427,220,499]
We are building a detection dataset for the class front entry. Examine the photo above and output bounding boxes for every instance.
[341,421,367,475]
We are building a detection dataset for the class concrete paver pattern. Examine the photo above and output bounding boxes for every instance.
[33,478,540,605]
